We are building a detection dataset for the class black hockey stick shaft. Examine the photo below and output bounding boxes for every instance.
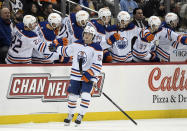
[101,91,138,125]
[79,58,83,74]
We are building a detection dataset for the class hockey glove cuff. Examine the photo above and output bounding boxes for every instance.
[58,37,69,46]
[181,36,187,45]
[81,69,94,83]
[49,42,58,52]
[107,33,120,45]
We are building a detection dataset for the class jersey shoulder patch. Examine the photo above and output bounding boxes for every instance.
[91,20,106,34]
[106,25,118,32]
[89,42,102,51]
[16,23,37,37]
[125,23,136,30]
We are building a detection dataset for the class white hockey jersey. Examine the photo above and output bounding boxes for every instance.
[5,23,46,64]
[58,40,103,82]
[132,28,156,62]
[106,23,140,62]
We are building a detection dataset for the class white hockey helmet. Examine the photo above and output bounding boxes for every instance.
[48,13,62,29]
[76,10,89,27]
[83,26,96,41]
[98,8,111,25]
[165,12,178,28]
[23,15,37,30]
[148,16,161,32]
[83,26,96,36]
[117,11,131,28]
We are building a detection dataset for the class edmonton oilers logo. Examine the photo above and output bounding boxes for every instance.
[116,37,128,49]
[77,51,87,64]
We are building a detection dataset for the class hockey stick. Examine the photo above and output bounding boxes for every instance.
[93,82,138,126]
[78,59,137,125]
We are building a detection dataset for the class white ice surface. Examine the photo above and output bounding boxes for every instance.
[0,118,187,131]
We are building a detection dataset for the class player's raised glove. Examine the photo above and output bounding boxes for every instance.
[107,33,120,45]
[81,69,94,83]
[49,38,68,52]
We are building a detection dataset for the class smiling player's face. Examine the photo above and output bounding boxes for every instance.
[83,32,94,44]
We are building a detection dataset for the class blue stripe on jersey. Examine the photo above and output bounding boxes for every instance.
[93,63,102,67]
[80,104,88,108]
[91,67,100,73]
[64,47,69,57]
[110,51,131,58]
[7,53,32,59]
[156,47,169,60]
[113,56,132,62]
[133,49,147,56]
[43,44,47,53]
[68,100,77,103]
[132,54,148,62]
[82,99,90,102]
[38,43,42,51]
[71,74,82,78]
[72,68,81,72]
[68,105,76,108]
[111,51,132,62]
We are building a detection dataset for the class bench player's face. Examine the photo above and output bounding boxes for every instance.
[101,16,111,25]
[29,21,38,30]
[83,32,93,43]
[78,20,88,27]
[150,24,159,33]
[119,20,129,28]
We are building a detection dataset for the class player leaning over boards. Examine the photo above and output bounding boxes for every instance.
[5,15,47,64]
[132,16,161,62]
[106,11,141,63]
[49,26,103,126]
[154,12,187,62]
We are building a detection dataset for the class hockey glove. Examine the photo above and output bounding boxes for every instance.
[181,36,187,45]
[81,69,94,83]
[49,39,59,52]
[144,33,154,42]
[107,33,120,45]
[103,50,112,63]
[49,38,69,52]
